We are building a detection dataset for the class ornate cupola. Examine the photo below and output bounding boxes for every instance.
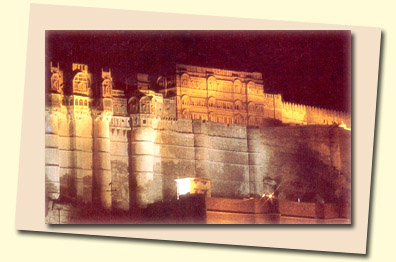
[101,68,113,98]
[71,63,90,96]
[49,62,63,94]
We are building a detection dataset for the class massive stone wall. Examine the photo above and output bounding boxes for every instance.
[46,111,350,222]
[109,116,130,210]
[131,118,351,207]
[253,125,351,201]
[45,62,351,223]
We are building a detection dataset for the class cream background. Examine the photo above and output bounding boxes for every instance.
[1,0,393,261]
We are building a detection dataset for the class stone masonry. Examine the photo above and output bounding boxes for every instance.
[45,62,351,223]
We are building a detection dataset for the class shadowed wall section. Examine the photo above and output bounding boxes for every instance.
[131,119,350,206]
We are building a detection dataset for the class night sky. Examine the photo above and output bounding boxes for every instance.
[46,30,351,112]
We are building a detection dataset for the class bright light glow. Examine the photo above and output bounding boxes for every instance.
[175,178,192,200]
[339,122,351,131]
[261,192,275,199]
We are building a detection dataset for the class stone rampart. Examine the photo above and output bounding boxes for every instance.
[282,101,351,128]
[132,118,350,207]
[46,111,350,222]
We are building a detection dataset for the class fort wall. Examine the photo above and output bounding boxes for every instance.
[46,113,350,222]
[130,118,350,207]
[45,62,351,223]
[282,101,351,128]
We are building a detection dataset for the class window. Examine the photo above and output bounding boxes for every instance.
[208,76,217,90]
[181,74,190,87]
[102,79,112,96]
[51,74,59,91]
[234,79,242,93]
[248,102,255,112]
[181,95,190,106]
[140,97,151,113]
[208,98,216,107]
[247,81,255,94]
[73,73,88,93]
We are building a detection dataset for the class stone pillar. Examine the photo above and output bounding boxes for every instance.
[129,116,156,208]
[109,116,131,211]
[45,109,61,201]
[74,114,93,204]
[93,114,112,210]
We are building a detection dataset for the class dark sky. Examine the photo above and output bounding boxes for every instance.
[46,30,351,112]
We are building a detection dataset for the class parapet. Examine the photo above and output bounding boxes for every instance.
[281,101,351,128]
[176,64,262,80]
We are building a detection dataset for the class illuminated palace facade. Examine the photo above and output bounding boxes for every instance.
[45,62,351,216]
[157,64,350,127]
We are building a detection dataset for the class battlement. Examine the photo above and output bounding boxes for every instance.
[101,68,112,79]
[72,63,88,73]
[176,64,262,80]
[50,61,61,74]
[281,101,351,128]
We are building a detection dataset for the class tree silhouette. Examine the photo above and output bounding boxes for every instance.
[280,143,349,204]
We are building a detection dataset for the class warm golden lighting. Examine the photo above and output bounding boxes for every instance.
[175,178,191,200]
[174,177,212,199]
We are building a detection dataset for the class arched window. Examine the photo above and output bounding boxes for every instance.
[208,76,217,90]
[181,95,190,106]
[51,74,60,92]
[140,96,151,114]
[234,115,244,125]
[247,81,255,94]
[79,99,83,106]
[248,102,255,112]
[102,79,112,96]
[84,100,87,107]
[182,109,191,119]
[234,79,242,93]
[208,97,216,108]
[181,74,190,87]
[128,97,139,113]
[73,73,88,93]
[235,100,243,110]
